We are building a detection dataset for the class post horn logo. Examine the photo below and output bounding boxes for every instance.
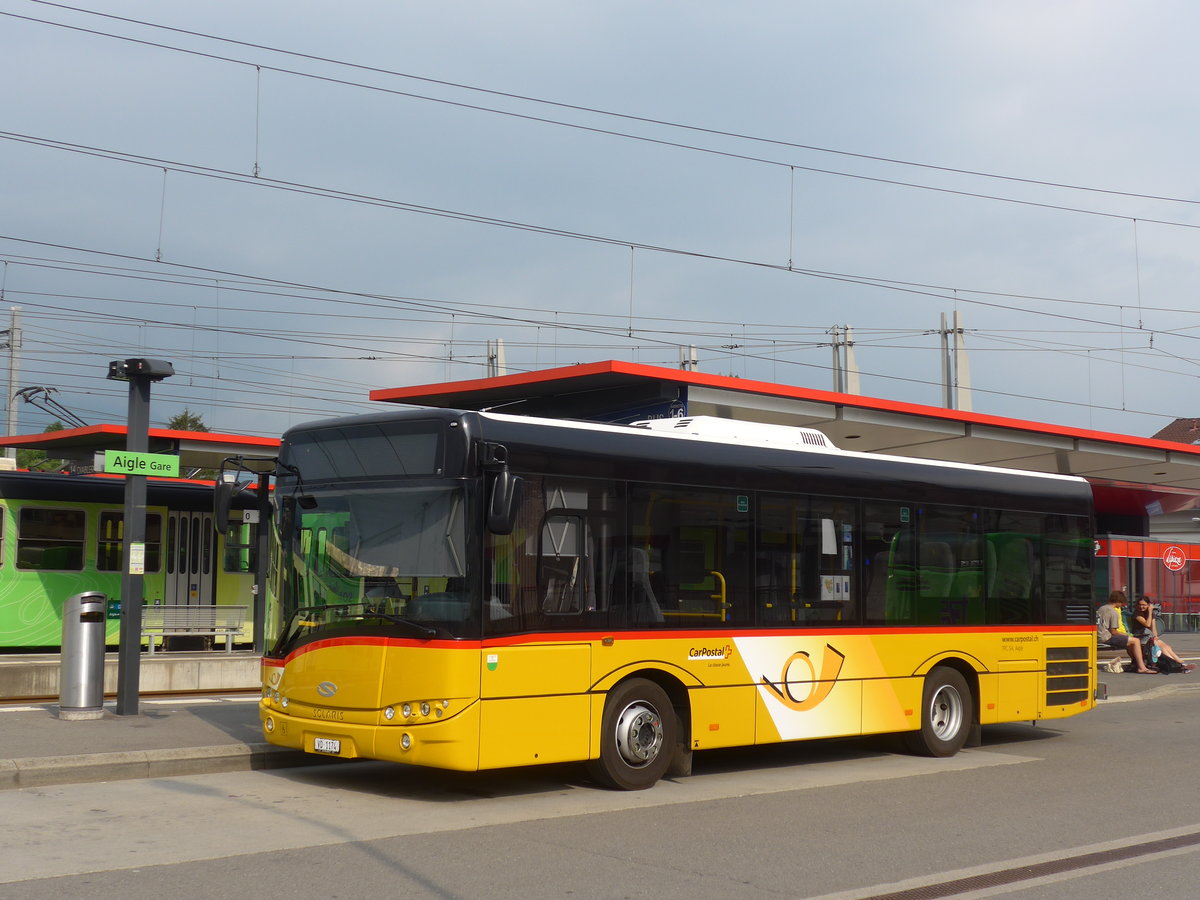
[760,644,846,712]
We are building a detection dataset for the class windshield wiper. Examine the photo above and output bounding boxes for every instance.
[372,612,438,639]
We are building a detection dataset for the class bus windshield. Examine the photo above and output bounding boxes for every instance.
[272,483,472,652]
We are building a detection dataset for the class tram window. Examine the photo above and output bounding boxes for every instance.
[96,511,163,572]
[224,521,258,573]
[0,514,4,568]
[17,507,85,571]
[166,516,176,575]
[190,515,201,575]
[203,521,212,575]
[177,515,189,577]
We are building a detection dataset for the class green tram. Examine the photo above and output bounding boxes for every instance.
[0,469,259,650]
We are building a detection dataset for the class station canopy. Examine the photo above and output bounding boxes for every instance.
[371,359,1200,516]
[0,424,279,474]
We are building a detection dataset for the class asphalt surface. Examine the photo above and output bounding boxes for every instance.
[3,633,1198,791]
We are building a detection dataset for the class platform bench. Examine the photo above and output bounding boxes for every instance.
[141,604,248,653]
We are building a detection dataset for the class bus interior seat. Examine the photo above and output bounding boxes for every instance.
[863,549,890,620]
[608,547,664,624]
[756,556,790,623]
[989,537,1033,597]
[919,541,954,598]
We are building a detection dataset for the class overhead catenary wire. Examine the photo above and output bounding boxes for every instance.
[13,0,1200,214]
[4,229,1199,432]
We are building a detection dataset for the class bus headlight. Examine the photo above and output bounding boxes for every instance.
[420,701,431,717]
[400,733,412,750]
[280,696,289,709]
[401,703,412,718]
[384,706,395,720]
[265,716,275,733]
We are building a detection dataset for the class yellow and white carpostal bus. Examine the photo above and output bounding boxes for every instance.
[257,409,1096,790]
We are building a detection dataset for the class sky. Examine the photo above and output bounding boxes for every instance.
[3,1,1200,442]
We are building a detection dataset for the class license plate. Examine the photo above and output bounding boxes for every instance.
[313,737,341,754]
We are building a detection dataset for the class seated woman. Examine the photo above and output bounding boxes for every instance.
[1131,596,1195,673]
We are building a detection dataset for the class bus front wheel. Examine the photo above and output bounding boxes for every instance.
[588,678,677,790]
[903,666,972,757]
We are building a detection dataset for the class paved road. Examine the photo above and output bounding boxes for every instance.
[2,683,1198,899]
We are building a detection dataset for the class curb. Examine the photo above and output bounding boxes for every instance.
[1097,682,1200,704]
[0,742,325,791]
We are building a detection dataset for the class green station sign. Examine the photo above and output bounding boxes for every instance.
[102,450,181,478]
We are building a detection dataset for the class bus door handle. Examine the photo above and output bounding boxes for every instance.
[710,571,727,622]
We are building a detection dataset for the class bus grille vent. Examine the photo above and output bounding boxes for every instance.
[1046,645,1091,706]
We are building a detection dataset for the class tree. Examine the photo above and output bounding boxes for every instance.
[168,408,209,432]
[166,408,216,479]
[17,421,65,471]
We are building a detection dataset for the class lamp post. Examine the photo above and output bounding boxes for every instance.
[107,358,174,716]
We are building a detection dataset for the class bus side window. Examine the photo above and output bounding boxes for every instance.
[538,513,587,614]
[1043,515,1091,623]
[984,510,1042,624]
[629,487,751,627]
[914,505,984,627]
[863,502,913,625]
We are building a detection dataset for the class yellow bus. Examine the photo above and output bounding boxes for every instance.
[256,410,1096,789]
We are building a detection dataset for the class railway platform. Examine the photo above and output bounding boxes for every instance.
[2,637,1198,792]
[0,649,260,701]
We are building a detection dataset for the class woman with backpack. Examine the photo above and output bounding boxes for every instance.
[1132,596,1195,674]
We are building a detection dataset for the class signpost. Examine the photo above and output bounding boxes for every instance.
[106,358,174,716]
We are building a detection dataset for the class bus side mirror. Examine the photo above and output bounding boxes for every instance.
[487,469,523,535]
[213,480,236,534]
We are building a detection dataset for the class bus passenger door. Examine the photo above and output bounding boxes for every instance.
[165,511,215,606]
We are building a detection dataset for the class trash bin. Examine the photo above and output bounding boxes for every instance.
[59,591,108,720]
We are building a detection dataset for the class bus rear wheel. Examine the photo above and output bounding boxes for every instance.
[903,666,972,757]
[588,678,676,790]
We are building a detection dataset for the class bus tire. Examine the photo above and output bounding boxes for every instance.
[588,678,677,790]
[903,666,973,757]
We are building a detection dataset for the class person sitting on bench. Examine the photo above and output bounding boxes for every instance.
[1131,595,1195,673]
[1097,590,1153,673]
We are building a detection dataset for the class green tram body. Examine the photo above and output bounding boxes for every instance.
[0,469,258,650]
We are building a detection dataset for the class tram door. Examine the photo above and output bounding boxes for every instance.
[165,511,215,606]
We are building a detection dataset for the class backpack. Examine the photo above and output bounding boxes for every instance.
[1157,656,1183,675]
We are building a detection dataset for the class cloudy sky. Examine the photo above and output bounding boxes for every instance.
[2,1,1199,441]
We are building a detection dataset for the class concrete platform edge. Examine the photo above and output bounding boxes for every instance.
[3,742,322,791]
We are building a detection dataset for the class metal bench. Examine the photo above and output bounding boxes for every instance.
[141,604,248,653]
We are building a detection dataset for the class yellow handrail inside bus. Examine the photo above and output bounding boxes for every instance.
[710,570,727,622]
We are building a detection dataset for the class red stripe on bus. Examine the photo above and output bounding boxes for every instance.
[270,623,1094,663]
